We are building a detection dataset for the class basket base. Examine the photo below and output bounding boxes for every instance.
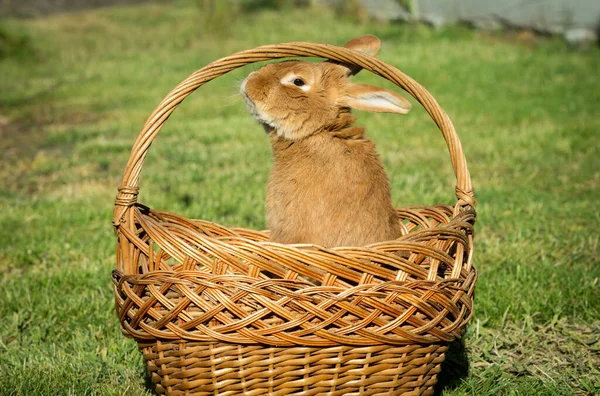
[140,341,448,396]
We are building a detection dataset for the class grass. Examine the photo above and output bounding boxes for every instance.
[1,1,599,394]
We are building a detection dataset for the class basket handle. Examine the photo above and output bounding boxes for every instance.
[113,42,474,227]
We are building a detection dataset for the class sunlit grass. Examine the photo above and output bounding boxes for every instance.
[1,1,599,394]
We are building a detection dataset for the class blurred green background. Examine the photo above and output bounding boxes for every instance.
[1,1,599,395]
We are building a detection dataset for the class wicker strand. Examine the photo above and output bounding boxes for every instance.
[113,185,140,226]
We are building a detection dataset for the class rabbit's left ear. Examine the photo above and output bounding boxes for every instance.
[339,83,411,114]
[328,35,381,76]
[344,35,381,57]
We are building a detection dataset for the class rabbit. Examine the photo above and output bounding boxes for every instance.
[240,35,411,247]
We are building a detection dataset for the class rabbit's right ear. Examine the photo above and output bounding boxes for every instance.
[339,83,411,115]
[329,35,382,77]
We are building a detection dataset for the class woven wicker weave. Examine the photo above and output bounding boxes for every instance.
[112,41,477,396]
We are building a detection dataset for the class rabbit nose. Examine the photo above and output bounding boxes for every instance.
[241,71,259,92]
[243,73,266,95]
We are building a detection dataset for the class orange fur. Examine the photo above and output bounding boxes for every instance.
[240,35,411,247]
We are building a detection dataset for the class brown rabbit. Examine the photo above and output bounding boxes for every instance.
[241,35,411,247]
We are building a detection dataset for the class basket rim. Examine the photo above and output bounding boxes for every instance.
[113,267,478,346]
[113,39,475,231]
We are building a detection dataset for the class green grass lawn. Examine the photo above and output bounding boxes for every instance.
[1,1,599,394]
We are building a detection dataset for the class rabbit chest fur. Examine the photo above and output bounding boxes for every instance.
[267,123,401,247]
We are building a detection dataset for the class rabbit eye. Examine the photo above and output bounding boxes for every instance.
[293,78,305,87]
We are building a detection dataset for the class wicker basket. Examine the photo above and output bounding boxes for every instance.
[112,42,477,396]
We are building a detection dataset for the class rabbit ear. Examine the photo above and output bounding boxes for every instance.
[344,35,381,57]
[328,35,382,76]
[339,83,412,114]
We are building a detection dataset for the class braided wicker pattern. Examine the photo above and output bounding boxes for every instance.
[113,205,475,345]
[141,341,448,395]
[112,42,477,395]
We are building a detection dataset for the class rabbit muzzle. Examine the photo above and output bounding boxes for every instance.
[240,74,277,133]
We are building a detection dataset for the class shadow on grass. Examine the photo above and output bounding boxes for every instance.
[143,368,155,395]
[434,338,470,395]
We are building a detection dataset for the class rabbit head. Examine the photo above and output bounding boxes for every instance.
[241,35,411,141]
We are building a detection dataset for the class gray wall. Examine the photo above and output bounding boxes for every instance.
[364,0,600,32]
